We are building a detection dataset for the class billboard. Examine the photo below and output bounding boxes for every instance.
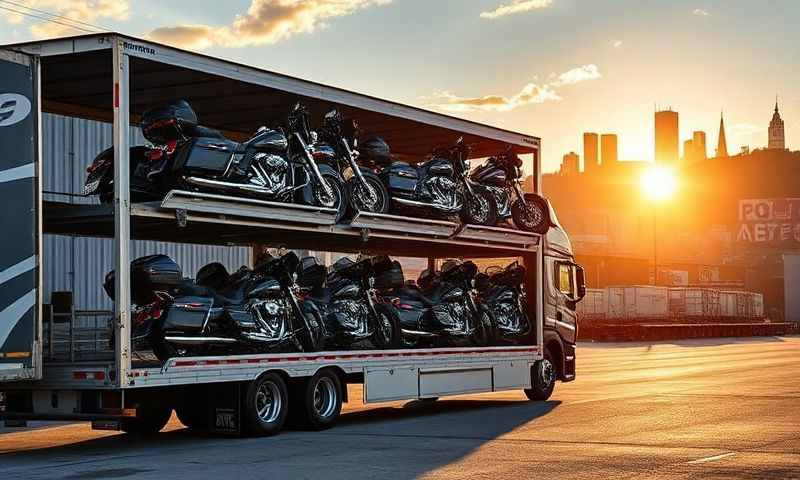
[737,198,800,244]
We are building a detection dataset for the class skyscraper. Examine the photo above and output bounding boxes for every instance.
[560,151,580,176]
[692,131,707,160]
[683,139,695,162]
[769,101,786,150]
[716,113,728,158]
[583,132,599,173]
[601,134,618,167]
[655,109,679,163]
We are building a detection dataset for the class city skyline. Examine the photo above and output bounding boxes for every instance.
[0,1,797,172]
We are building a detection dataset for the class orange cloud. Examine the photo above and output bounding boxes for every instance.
[1,0,129,38]
[480,0,553,19]
[428,64,601,112]
[148,0,392,49]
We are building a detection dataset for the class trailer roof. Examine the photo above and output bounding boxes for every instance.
[3,33,540,161]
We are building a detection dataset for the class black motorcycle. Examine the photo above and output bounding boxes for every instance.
[104,253,318,362]
[310,109,390,215]
[84,100,347,221]
[296,255,401,349]
[357,136,497,226]
[385,259,494,347]
[475,262,531,344]
[469,145,550,233]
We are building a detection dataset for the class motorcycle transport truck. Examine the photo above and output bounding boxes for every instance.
[0,34,585,436]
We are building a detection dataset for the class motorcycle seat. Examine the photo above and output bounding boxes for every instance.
[193,125,226,140]
[397,287,435,307]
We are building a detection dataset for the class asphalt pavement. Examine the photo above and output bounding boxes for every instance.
[1,336,798,479]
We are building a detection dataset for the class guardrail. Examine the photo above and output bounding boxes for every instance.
[580,321,798,342]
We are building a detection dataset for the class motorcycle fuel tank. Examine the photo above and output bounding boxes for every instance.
[472,163,506,186]
[248,128,288,153]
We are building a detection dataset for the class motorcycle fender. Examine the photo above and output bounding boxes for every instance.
[298,163,341,204]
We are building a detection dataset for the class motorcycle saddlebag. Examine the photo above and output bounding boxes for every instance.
[173,137,235,175]
[104,255,183,305]
[383,162,417,197]
[161,296,213,332]
[141,100,198,145]
[374,260,405,290]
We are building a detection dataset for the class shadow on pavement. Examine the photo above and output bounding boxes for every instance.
[1,398,560,479]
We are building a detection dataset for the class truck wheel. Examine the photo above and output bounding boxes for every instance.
[524,349,556,401]
[120,405,172,435]
[243,372,289,436]
[297,369,342,430]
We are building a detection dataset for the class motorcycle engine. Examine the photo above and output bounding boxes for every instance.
[251,153,288,192]
[432,301,468,331]
[329,300,370,336]
[250,297,291,341]
[423,176,459,207]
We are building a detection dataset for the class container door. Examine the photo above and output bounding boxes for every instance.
[0,50,41,382]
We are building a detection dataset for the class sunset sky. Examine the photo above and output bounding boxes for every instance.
[1,0,797,172]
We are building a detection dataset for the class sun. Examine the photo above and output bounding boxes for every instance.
[640,165,678,202]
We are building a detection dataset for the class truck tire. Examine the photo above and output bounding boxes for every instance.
[524,349,556,401]
[120,405,172,435]
[296,369,343,430]
[243,372,289,436]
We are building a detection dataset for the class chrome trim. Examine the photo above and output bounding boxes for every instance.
[400,328,437,338]
[392,196,462,213]
[163,336,237,345]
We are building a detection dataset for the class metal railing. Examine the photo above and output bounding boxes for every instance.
[43,306,114,362]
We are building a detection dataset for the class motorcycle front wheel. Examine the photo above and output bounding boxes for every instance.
[471,307,497,347]
[460,186,498,227]
[371,304,401,349]
[313,173,347,222]
[346,171,389,215]
[511,193,550,234]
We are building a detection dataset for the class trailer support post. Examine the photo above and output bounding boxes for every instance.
[112,40,131,387]
[536,246,545,353]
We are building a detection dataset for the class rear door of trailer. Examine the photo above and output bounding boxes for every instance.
[0,49,41,382]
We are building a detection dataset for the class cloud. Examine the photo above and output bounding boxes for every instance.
[692,8,710,16]
[612,39,623,48]
[480,0,553,19]
[148,0,392,49]
[552,64,601,86]
[1,0,130,38]
[427,64,601,112]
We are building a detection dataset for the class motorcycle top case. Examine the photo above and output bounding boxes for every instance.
[297,256,327,289]
[104,255,183,305]
[141,100,198,145]
[173,137,236,175]
[373,259,405,290]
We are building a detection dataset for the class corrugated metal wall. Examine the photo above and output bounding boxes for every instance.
[42,113,252,310]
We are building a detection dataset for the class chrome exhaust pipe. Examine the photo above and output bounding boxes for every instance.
[400,328,437,338]
[164,336,237,345]
[392,197,462,214]
[184,176,279,195]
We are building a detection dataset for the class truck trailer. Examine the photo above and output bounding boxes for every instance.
[0,34,584,436]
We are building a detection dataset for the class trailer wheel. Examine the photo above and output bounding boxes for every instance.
[243,372,289,436]
[524,349,556,401]
[120,405,172,435]
[297,369,342,430]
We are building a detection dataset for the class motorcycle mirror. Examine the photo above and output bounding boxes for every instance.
[309,131,318,143]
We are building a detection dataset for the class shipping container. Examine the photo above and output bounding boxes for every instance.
[576,288,606,321]
[607,286,669,321]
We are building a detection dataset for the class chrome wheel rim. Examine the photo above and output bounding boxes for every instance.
[353,181,382,212]
[313,377,337,418]
[538,359,555,390]
[468,195,490,223]
[255,380,282,423]
[377,312,393,345]
[519,203,543,230]
[315,180,338,208]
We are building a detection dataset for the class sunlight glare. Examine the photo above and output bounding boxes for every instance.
[640,165,677,202]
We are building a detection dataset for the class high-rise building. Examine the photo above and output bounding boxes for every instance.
[583,132,599,173]
[601,134,618,167]
[692,131,707,160]
[683,139,695,162]
[716,113,728,158]
[655,109,679,164]
[769,101,786,150]
[560,151,580,176]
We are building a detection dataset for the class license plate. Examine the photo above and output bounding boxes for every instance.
[83,179,100,195]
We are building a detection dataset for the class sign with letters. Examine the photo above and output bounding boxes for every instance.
[737,198,800,244]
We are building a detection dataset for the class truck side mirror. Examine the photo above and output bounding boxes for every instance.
[574,265,586,302]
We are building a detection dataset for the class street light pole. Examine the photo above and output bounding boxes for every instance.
[652,206,657,286]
